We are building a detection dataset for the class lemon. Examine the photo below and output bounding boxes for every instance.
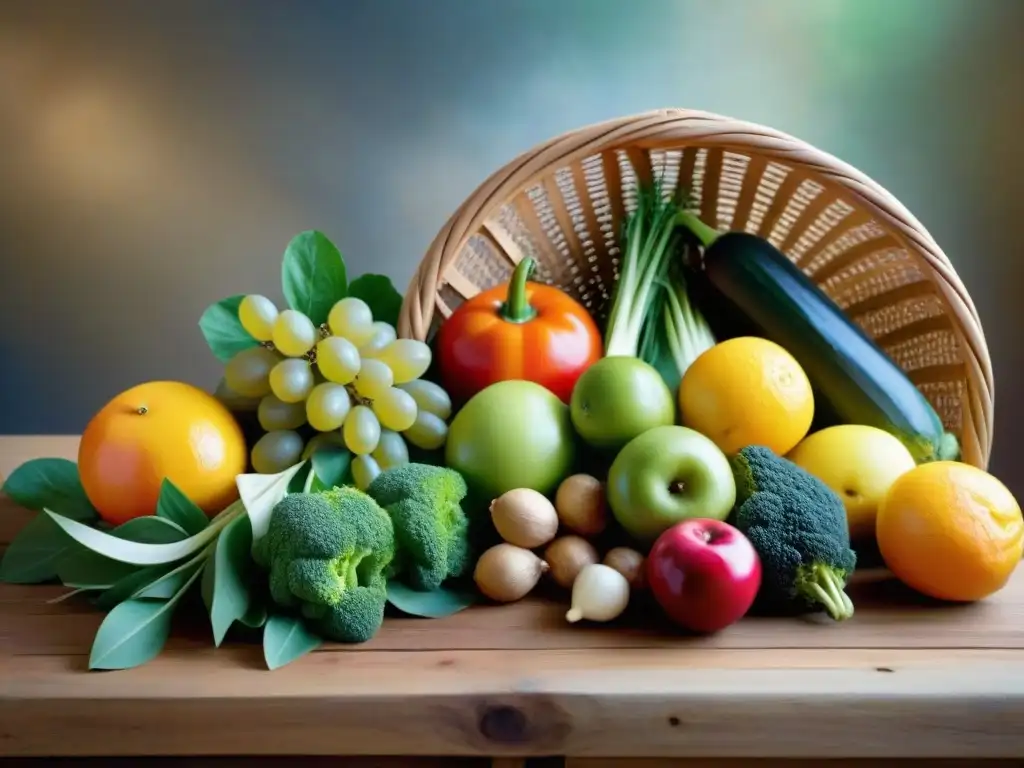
[787,424,916,541]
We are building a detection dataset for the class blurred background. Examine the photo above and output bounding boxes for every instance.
[1,0,1022,484]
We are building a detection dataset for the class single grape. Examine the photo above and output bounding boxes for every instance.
[359,321,397,358]
[224,346,280,398]
[302,430,347,460]
[351,454,382,491]
[372,429,410,470]
[328,296,374,346]
[377,338,432,384]
[238,294,278,342]
[353,358,393,399]
[343,404,381,455]
[371,386,418,432]
[214,377,261,412]
[258,394,307,431]
[269,358,314,403]
[316,335,360,385]
[398,379,452,421]
[305,382,352,432]
[403,411,448,451]
[251,430,305,474]
[272,309,317,357]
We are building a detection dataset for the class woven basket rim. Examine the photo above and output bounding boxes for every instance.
[401,107,994,468]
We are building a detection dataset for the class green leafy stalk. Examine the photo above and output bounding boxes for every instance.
[661,261,717,377]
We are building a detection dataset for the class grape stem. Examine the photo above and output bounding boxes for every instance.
[499,257,539,324]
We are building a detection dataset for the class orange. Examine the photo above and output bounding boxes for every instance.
[876,461,1024,602]
[678,336,814,457]
[78,381,248,526]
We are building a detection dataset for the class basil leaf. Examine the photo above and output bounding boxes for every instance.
[2,457,96,522]
[199,295,259,363]
[347,274,404,328]
[281,230,347,326]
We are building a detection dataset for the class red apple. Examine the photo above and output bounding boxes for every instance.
[646,518,761,634]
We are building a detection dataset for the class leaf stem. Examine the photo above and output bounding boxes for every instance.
[498,257,538,323]
[675,211,722,249]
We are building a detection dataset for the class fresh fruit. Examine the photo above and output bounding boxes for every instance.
[437,256,603,405]
[566,563,631,624]
[343,405,381,455]
[376,339,432,384]
[489,488,560,549]
[258,394,307,431]
[305,383,352,432]
[876,461,1024,602]
[570,356,675,452]
[788,424,916,540]
[371,387,418,432]
[360,321,398,357]
[372,429,410,470]
[679,336,814,457]
[544,535,599,589]
[647,518,762,634]
[403,411,448,451]
[316,336,361,384]
[554,474,608,537]
[603,547,646,590]
[251,429,305,474]
[269,358,315,403]
[446,379,576,499]
[224,346,280,398]
[607,425,736,543]
[351,453,382,491]
[238,294,279,342]
[328,296,375,346]
[272,309,318,357]
[77,381,248,525]
[353,358,393,399]
[398,379,452,421]
[474,543,550,603]
[676,213,960,463]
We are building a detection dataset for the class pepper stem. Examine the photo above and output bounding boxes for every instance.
[676,211,722,249]
[499,257,538,323]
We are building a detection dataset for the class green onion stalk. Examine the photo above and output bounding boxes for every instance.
[602,185,717,381]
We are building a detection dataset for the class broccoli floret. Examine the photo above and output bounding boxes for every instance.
[729,445,857,621]
[253,486,395,643]
[366,463,471,591]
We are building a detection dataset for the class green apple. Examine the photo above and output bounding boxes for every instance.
[570,356,675,452]
[607,425,736,543]
[446,379,576,501]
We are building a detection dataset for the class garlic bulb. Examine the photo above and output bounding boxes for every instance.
[490,488,559,549]
[566,563,631,624]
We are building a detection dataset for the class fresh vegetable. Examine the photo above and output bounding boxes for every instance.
[366,463,471,592]
[728,445,857,621]
[787,424,917,541]
[554,474,608,537]
[678,336,815,457]
[602,185,716,385]
[473,543,549,603]
[566,563,631,624]
[602,547,646,590]
[436,256,603,405]
[253,486,396,643]
[543,535,599,589]
[446,379,576,499]
[677,213,960,465]
[570,356,675,452]
[647,518,761,634]
[490,488,559,549]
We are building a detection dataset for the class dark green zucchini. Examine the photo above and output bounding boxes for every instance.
[677,213,960,464]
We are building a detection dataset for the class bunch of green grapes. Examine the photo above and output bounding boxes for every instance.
[221,294,452,490]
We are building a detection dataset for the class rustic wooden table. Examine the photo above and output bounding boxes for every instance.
[1,436,1023,768]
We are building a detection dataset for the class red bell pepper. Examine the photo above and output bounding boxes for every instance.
[436,256,603,405]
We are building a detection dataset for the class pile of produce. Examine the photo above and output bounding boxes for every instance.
[2,186,1022,672]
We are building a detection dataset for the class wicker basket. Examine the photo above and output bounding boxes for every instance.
[398,108,994,470]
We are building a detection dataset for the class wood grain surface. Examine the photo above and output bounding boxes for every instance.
[2,436,1023,761]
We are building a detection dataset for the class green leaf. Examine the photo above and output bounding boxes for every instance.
[310,446,352,489]
[43,501,242,566]
[386,580,478,618]
[239,602,268,629]
[347,273,404,328]
[155,480,210,535]
[2,458,96,522]
[88,566,203,671]
[94,563,176,611]
[263,613,322,671]
[57,547,139,587]
[281,230,347,326]
[287,462,313,494]
[135,558,204,600]
[114,516,189,543]
[200,513,254,646]
[0,513,74,584]
[237,461,308,544]
[199,295,260,363]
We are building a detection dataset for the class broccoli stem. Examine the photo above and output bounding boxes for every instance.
[797,563,855,621]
